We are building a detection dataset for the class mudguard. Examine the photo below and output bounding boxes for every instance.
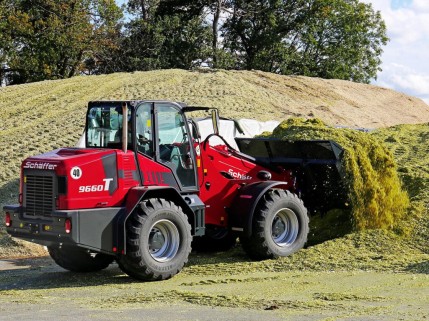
[115,186,205,254]
[228,181,289,238]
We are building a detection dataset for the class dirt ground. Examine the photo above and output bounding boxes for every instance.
[0,254,428,321]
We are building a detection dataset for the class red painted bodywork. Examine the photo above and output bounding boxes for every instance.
[19,140,295,230]
[196,143,295,226]
[21,148,139,210]
[137,153,174,187]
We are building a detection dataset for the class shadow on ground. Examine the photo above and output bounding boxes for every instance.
[0,247,252,291]
[406,261,429,274]
[0,256,135,291]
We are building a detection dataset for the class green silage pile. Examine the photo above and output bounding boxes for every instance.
[270,118,410,231]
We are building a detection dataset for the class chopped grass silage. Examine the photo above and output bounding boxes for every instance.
[270,118,410,231]
[372,123,429,203]
[372,123,429,253]
[0,70,428,269]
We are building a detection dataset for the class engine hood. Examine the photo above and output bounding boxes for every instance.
[22,148,115,174]
[20,147,139,210]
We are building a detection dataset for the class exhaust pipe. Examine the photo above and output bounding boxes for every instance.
[122,102,128,153]
[211,108,220,135]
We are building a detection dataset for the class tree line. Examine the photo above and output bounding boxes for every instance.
[0,0,388,86]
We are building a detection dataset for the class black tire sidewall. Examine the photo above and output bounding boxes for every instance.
[137,208,191,274]
[261,193,308,257]
[119,198,192,280]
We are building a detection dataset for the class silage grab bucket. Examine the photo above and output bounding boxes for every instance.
[235,138,348,214]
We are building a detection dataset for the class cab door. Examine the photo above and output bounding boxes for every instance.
[135,101,198,191]
[154,102,197,191]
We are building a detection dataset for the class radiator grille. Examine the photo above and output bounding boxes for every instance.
[25,174,55,217]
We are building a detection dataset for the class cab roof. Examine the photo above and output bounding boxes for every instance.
[87,100,212,113]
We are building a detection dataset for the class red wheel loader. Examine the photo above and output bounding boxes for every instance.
[3,100,345,281]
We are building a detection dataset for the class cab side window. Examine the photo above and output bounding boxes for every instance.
[135,103,153,157]
[156,104,196,188]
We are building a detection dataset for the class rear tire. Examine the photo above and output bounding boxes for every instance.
[117,198,192,281]
[240,189,309,260]
[48,246,114,272]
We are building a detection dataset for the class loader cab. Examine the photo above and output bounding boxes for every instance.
[86,101,132,149]
[85,101,198,191]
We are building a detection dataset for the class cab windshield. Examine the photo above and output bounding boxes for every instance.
[86,104,131,148]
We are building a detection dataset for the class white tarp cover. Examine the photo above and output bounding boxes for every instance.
[76,133,85,148]
[196,118,279,150]
[238,119,280,137]
[76,118,280,150]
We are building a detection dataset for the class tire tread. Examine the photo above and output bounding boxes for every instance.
[240,189,309,260]
[117,198,192,281]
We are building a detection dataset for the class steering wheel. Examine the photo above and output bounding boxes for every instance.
[137,134,151,145]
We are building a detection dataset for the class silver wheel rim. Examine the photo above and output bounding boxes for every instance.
[148,219,180,262]
[271,208,299,247]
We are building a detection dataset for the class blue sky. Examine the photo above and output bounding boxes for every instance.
[115,0,429,104]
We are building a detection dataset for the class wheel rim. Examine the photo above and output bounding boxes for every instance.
[271,208,299,247]
[148,219,180,262]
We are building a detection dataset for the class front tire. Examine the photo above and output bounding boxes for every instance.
[48,246,114,272]
[240,189,309,260]
[117,198,192,281]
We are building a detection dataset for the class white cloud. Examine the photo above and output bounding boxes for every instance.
[361,0,429,104]
[382,64,429,93]
[365,0,429,43]
[376,63,429,104]
[413,0,429,12]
